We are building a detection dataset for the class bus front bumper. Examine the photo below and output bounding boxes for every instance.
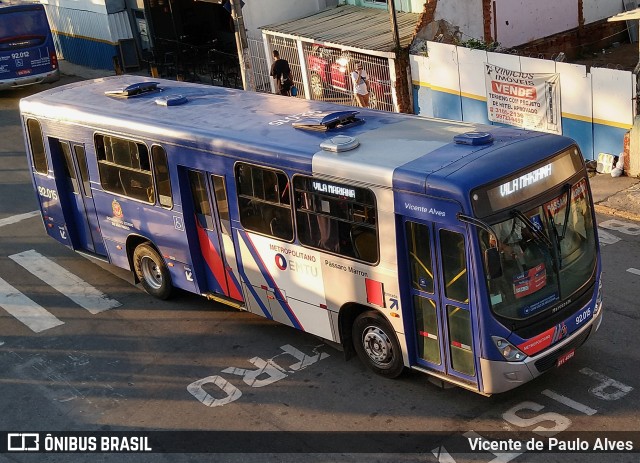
[480,309,603,395]
[0,69,60,91]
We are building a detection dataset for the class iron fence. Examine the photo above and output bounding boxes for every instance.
[249,35,395,112]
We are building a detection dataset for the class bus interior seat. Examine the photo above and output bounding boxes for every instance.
[352,228,377,262]
[270,217,291,240]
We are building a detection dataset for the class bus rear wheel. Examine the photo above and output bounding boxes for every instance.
[352,311,404,378]
[133,243,173,300]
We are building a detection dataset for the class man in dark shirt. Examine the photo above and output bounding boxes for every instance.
[270,50,292,96]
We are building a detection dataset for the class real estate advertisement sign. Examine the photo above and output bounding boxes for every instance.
[485,63,561,134]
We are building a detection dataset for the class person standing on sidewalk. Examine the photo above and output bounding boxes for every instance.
[270,50,292,96]
[350,62,369,107]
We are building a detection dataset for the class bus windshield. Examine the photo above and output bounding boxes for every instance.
[0,9,49,50]
[481,177,597,320]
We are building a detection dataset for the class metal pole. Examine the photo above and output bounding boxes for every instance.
[388,0,401,54]
[230,0,255,91]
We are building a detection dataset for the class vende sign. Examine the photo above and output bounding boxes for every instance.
[485,63,561,134]
[491,82,537,100]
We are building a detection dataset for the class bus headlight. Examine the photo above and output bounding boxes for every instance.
[594,279,603,318]
[492,336,527,362]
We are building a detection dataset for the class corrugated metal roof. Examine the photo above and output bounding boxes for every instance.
[260,5,420,53]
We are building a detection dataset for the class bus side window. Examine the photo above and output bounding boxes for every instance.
[188,170,214,230]
[95,134,153,204]
[234,163,293,241]
[151,145,173,209]
[26,119,48,174]
[56,140,79,194]
[405,221,434,293]
[294,175,378,264]
[439,230,468,303]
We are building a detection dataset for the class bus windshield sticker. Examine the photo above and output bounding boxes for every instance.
[520,293,559,317]
[513,263,546,299]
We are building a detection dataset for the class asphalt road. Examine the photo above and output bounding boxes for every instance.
[0,78,639,463]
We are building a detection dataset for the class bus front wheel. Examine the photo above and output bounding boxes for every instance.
[352,311,404,378]
[133,243,173,300]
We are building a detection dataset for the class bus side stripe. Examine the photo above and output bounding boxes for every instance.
[196,224,228,296]
[225,260,244,302]
[238,231,303,330]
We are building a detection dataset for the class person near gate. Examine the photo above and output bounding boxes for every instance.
[270,50,292,96]
[350,62,369,107]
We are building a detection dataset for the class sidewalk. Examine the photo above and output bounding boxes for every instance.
[590,172,640,222]
[58,60,117,80]
[57,60,640,222]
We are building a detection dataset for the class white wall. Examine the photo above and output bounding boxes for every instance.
[243,0,339,39]
[493,0,577,47]
[434,0,484,43]
[583,0,626,24]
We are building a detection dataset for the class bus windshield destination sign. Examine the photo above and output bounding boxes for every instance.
[473,149,582,216]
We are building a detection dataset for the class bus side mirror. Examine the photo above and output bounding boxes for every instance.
[485,247,502,279]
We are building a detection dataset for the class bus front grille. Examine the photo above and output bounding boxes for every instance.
[534,326,592,373]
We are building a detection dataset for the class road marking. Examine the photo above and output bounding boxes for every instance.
[0,211,40,228]
[541,389,598,416]
[0,277,64,333]
[627,268,640,276]
[9,249,121,314]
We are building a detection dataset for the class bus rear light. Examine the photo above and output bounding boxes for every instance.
[492,336,526,362]
[50,51,58,69]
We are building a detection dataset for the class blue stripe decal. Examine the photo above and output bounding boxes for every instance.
[421,89,623,163]
[237,230,303,329]
[234,230,271,319]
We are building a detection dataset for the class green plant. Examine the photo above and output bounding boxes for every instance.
[460,38,500,51]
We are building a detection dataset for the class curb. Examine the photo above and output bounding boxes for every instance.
[594,204,640,222]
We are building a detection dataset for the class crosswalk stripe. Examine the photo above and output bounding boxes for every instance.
[0,277,65,333]
[0,211,40,228]
[9,249,122,315]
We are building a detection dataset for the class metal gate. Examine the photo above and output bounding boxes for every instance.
[248,35,395,112]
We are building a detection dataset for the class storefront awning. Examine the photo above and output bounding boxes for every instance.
[260,5,421,56]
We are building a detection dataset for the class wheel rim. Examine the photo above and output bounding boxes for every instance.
[140,255,163,290]
[362,326,394,367]
[310,74,323,98]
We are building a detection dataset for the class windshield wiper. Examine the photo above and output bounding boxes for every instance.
[511,209,552,249]
[559,183,572,241]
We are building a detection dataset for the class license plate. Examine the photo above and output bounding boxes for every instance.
[556,349,575,367]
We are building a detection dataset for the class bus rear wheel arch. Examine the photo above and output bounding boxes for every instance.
[132,243,173,300]
[352,310,404,378]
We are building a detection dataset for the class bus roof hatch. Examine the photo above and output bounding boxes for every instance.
[104,82,161,98]
[292,110,364,132]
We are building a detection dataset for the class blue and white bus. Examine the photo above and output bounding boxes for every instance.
[0,0,59,90]
[20,76,603,395]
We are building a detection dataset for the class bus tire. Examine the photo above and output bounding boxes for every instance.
[352,310,404,378]
[133,243,173,300]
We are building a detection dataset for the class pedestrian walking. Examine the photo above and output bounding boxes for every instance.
[270,50,292,96]
[350,62,369,107]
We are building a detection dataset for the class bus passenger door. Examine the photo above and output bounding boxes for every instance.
[404,220,478,388]
[183,169,243,302]
[50,139,107,256]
